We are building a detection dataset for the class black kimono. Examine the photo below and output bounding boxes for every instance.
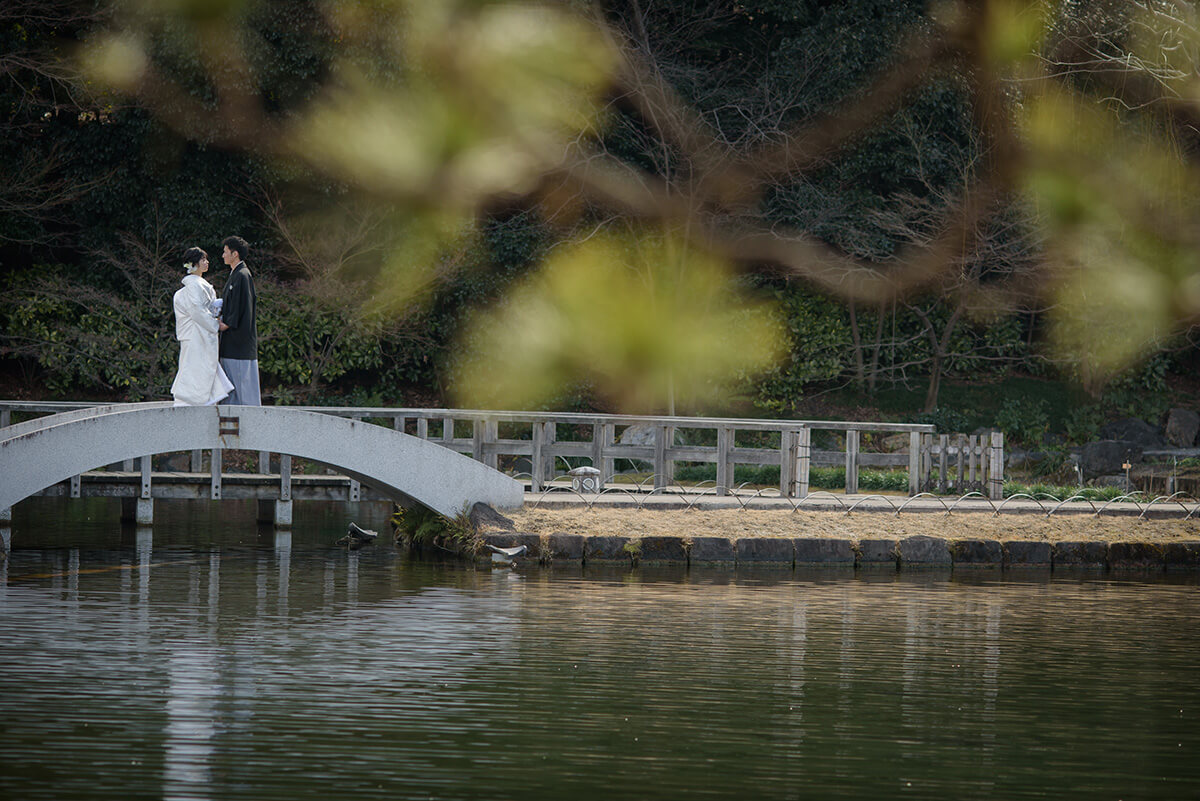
[218,262,261,405]
[219,263,258,360]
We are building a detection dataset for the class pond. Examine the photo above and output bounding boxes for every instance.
[1,499,1198,800]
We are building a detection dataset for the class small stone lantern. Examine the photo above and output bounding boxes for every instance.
[568,466,602,493]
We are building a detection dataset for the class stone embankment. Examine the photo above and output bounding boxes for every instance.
[475,503,1200,571]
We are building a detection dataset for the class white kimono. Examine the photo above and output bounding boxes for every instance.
[170,274,234,406]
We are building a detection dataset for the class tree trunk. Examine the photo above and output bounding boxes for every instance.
[867,307,885,394]
[848,301,865,388]
[923,353,942,412]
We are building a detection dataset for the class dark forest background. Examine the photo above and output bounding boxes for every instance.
[3,0,1198,451]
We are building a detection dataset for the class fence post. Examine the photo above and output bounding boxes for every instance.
[531,422,544,492]
[779,430,796,497]
[844,429,859,494]
[349,416,362,501]
[392,415,406,435]
[968,435,978,485]
[279,454,292,502]
[955,434,965,492]
[664,425,676,485]
[654,425,669,490]
[191,449,203,472]
[417,417,428,439]
[937,433,948,493]
[925,433,936,491]
[485,418,499,469]
[0,409,9,428]
[276,453,288,520]
[908,431,921,495]
[592,423,605,476]
[716,427,731,495]
[472,419,484,462]
[797,427,811,498]
[543,422,557,483]
[211,448,221,499]
[989,431,1005,500]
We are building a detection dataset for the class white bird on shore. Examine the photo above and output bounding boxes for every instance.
[485,543,527,564]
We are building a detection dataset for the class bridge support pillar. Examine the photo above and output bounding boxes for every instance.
[259,499,293,528]
[121,497,154,525]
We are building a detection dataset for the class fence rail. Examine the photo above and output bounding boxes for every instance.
[0,402,1005,500]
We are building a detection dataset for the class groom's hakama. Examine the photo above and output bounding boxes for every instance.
[219,262,262,406]
[219,357,261,405]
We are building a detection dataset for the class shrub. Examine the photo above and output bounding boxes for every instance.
[909,407,971,434]
[995,397,1049,446]
[1064,404,1104,445]
[672,464,908,492]
[391,505,480,556]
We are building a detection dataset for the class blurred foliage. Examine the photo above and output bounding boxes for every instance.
[451,230,784,411]
[2,0,1200,422]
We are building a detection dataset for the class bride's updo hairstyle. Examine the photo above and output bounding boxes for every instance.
[182,246,207,274]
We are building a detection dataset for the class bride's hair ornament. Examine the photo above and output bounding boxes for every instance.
[181,246,207,275]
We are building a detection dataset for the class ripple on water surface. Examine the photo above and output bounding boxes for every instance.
[1,501,1198,800]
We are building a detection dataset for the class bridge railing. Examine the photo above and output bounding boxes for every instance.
[0,403,1005,499]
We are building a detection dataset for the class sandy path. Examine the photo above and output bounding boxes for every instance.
[501,508,1200,543]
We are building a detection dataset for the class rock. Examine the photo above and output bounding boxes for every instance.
[1107,542,1163,570]
[159,452,192,472]
[792,538,855,565]
[1163,541,1200,569]
[640,536,688,564]
[689,537,735,563]
[1091,474,1129,489]
[1052,541,1106,568]
[469,503,514,532]
[876,434,911,453]
[1098,418,1167,448]
[950,539,1003,566]
[546,533,584,560]
[618,424,685,447]
[1079,440,1143,479]
[735,537,793,564]
[584,535,632,562]
[1004,541,1052,566]
[857,538,898,566]
[1164,408,1200,448]
[1007,449,1053,470]
[897,535,952,566]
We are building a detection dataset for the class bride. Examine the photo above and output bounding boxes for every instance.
[171,246,234,406]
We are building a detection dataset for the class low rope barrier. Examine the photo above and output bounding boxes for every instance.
[526,474,1200,519]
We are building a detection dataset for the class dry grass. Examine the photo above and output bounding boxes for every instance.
[501,508,1200,543]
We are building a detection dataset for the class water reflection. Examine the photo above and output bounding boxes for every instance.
[164,647,218,801]
[0,501,1198,800]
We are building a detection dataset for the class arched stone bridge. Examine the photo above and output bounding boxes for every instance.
[0,403,524,519]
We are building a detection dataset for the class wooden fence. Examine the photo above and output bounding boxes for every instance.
[0,403,1004,499]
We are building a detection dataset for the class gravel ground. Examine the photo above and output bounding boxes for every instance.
[500,508,1200,543]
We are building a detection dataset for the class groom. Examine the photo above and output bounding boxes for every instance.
[217,235,261,405]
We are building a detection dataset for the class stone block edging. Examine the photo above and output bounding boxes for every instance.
[483,533,1200,570]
